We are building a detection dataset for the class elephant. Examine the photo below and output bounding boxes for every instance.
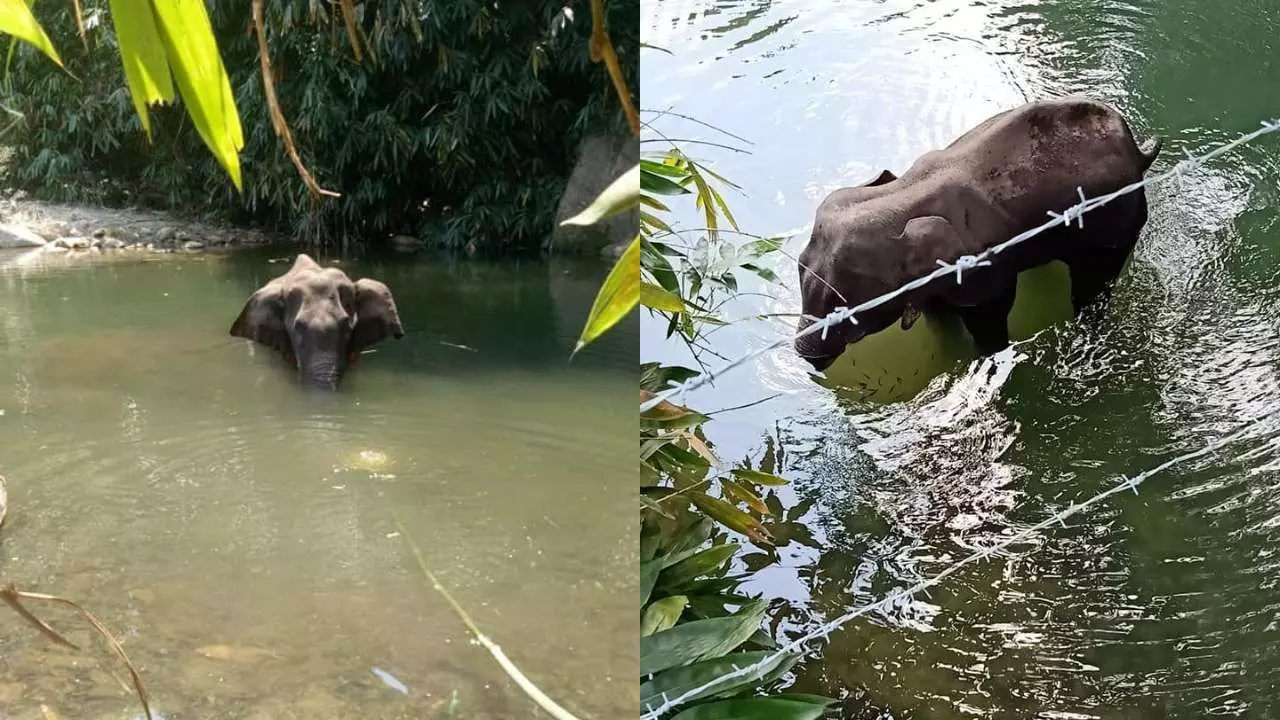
[230,254,404,389]
[794,96,1163,371]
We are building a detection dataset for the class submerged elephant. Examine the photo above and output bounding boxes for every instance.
[230,254,404,389]
[795,96,1163,371]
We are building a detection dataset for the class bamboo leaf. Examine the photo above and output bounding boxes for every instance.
[690,493,774,546]
[108,0,175,137]
[641,595,687,637]
[560,164,639,226]
[730,469,789,487]
[639,600,767,676]
[641,281,684,312]
[0,0,61,66]
[574,234,638,353]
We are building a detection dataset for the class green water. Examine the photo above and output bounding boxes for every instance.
[0,248,636,718]
[642,0,1280,717]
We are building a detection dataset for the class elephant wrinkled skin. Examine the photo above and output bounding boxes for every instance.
[795,96,1163,371]
[230,254,404,389]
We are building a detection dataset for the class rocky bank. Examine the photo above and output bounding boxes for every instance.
[0,193,278,256]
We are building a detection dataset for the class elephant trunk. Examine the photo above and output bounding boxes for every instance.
[299,352,346,391]
[793,315,844,372]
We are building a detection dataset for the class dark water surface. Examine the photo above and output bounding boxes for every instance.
[0,248,636,718]
[643,0,1280,717]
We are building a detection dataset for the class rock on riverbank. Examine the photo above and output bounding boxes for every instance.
[0,193,278,255]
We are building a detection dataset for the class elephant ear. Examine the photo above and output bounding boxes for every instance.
[860,169,897,187]
[230,282,289,353]
[898,216,1002,308]
[351,278,405,352]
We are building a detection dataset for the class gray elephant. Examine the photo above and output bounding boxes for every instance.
[795,96,1162,371]
[230,254,404,389]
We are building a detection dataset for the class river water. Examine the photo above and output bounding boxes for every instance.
[643,0,1280,717]
[0,248,636,718]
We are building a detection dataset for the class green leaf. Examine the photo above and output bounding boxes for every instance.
[641,595,687,637]
[574,235,638,354]
[642,166,691,195]
[657,543,738,592]
[641,157,689,178]
[640,651,800,711]
[640,392,709,430]
[640,556,661,607]
[669,697,831,720]
[151,0,244,189]
[691,493,774,546]
[641,281,684,312]
[109,0,175,137]
[560,163,639,226]
[0,0,60,66]
[639,599,767,676]
[640,363,700,393]
[722,480,771,516]
[730,469,789,487]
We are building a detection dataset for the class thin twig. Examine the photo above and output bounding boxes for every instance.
[641,107,754,145]
[1,585,153,720]
[391,513,582,720]
[639,136,751,154]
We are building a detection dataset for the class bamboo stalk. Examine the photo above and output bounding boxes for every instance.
[392,512,583,720]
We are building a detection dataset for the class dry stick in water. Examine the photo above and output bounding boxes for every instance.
[0,585,153,720]
[391,512,582,720]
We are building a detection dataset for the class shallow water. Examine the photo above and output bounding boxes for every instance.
[0,248,636,718]
[643,0,1280,717]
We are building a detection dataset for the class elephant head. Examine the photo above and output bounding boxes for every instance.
[794,212,1009,371]
[230,254,404,389]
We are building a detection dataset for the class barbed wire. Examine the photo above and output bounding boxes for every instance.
[640,116,1280,414]
[639,423,1258,719]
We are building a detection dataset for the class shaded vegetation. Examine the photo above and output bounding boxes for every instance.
[2,0,638,253]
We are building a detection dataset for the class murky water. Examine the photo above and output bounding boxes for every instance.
[0,248,636,718]
[643,0,1280,717]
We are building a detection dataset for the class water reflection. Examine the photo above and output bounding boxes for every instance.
[0,249,635,717]
[643,0,1280,716]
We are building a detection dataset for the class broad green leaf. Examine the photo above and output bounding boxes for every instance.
[109,0,175,137]
[641,157,690,179]
[641,595,687,636]
[691,493,774,546]
[664,516,715,561]
[640,494,675,519]
[657,543,738,592]
[641,281,684,312]
[669,697,829,720]
[151,0,244,189]
[640,651,800,710]
[639,599,767,676]
[641,238,680,293]
[730,469,789,486]
[560,164,639,226]
[0,0,61,66]
[641,166,691,195]
[722,480,771,516]
[574,234,638,353]
[640,556,661,606]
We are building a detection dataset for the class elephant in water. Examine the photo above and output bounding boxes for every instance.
[230,254,404,389]
[794,96,1163,371]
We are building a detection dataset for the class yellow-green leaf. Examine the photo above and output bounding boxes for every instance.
[691,492,774,546]
[722,479,771,516]
[109,0,175,137]
[574,234,638,354]
[730,468,789,487]
[560,164,639,226]
[0,0,61,66]
[640,391,709,430]
[641,595,687,637]
[641,281,684,312]
[151,0,244,190]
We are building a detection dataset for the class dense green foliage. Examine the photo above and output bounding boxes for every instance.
[2,0,637,252]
